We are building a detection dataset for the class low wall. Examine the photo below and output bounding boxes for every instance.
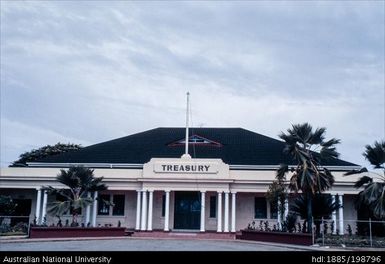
[239,229,313,246]
[29,227,127,238]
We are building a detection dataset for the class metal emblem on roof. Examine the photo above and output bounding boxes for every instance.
[168,134,222,147]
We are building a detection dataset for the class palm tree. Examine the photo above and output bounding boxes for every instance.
[44,166,109,225]
[290,194,341,236]
[344,140,385,220]
[277,123,340,232]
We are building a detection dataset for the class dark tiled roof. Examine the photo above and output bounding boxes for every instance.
[34,127,358,167]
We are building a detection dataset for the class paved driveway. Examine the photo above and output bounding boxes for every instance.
[0,238,308,251]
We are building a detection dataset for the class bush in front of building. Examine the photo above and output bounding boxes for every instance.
[0,195,29,236]
[316,234,385,248]
[43,166,111,227]
[289,193,341,237]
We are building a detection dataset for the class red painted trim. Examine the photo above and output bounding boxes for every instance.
[29,227,127,238]
[239,230,313,246]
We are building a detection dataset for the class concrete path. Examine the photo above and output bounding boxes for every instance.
[0,237,315,251]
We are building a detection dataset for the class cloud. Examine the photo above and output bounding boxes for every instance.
[1,1,384,168]
[0,118,90,166]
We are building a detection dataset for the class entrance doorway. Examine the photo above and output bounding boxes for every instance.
[174,191,200,230]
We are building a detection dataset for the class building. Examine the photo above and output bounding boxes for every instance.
[0,127,363,234]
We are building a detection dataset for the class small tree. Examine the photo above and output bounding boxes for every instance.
[44,166,111,225]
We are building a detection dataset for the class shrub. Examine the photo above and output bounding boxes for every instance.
[302,221,307,233]
[323,221,328,235]
[0,224,12,233]
[264,221,270,232]
[297,223,302,233]
[13,222,28,233]
[281,213,297,233]
[347,224,353,236]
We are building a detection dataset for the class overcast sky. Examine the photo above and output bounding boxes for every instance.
[1,1,384,168]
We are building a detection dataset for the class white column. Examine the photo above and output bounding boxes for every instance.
[41,190,48,224]
[217,192,222,232]
[147,191,153,231]
[338,194,344,235]
[332,195,337,234]
[35,189,42,224]
[200,191,206,232]
[164,191,170,231]
[85,192,91,226]
[224,191,229,232]
[231,192,236,232]
[92,191,98,227]
[277,200,282,230]
[141,191,147,231]
[284,197,289,219]
[135,190,141,230]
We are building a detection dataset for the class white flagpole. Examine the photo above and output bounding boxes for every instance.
[185,92,190,156]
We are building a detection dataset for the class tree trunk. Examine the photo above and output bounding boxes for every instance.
[72,212,78,226]
[307,193,313,233]
[315,221,321,237]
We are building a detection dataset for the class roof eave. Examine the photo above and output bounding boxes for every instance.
[26,162,361,171]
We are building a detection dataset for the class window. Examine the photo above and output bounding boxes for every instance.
[209,196,216,218]
[112,195,125,216]
[270,201,278,219]
[98,194,110,215]
[13,199,32,216]
[254,197,267,219]
[161,194,166,217]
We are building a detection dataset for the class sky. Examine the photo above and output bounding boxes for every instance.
[1,1,384,169]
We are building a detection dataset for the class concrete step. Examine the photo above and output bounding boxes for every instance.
[131,231,236,240]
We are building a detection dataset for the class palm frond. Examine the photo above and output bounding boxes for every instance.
[321,138,340,148]
[97,196,114,207]
[279,132,297,145]
[44,186,73,201]
[354,176,373,189]
[276,164,288,181]
[363,141,385,168]
[290,194,341,220]
[317,168,335,192]
[72,197,93,209]
[289,171,299,192]
[371,184,385,219]
[309,127,326,145]
[56,169,79,189]
[320,146,340,159]
[47,201,71,217]
[291,123,313,145]
[344,167,369,176]
[362,182,383,204]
